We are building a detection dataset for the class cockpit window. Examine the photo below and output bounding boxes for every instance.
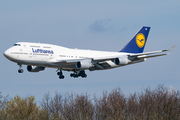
[13,44,21,46]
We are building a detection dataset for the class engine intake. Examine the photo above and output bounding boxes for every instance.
[27,65,45,72]
[76,60,93,70]
[114,57,129,65]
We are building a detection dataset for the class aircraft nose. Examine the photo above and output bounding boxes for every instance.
[3,49,11,59]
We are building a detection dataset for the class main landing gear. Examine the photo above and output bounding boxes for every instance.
[57,69,65,79]
[70,70,87,78]
[57,69,87,79]
[18,63,23,73]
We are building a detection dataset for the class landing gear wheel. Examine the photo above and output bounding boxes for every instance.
[81,74,87,78]
[59,75,65,79]
[74,74,78,78]
[70,73,78,78]
[70,73,74,77]
[57,72,63,76]
[18,69,23,73]
[79,70,87,78]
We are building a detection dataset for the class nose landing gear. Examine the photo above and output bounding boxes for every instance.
[18,63,23,73]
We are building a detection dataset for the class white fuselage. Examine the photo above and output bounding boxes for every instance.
[4,42,135,71]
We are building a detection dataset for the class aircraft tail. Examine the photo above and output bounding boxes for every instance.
[120,26,150,53]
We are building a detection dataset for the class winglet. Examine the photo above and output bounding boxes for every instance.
[162,45,176,52]
[168,45,176,51]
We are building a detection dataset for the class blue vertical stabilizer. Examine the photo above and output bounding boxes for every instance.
[120,26,150,53]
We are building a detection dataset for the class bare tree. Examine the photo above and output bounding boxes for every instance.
[62,93,76,120]
[41,92,64,120]
[125,85,180,119]
[73,93,94,120]
[94,87,126,120]
[41,92,51,119]
[49,92,64,119]
[126,93,139,120]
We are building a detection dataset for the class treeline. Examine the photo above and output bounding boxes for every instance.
[0,85,180,120]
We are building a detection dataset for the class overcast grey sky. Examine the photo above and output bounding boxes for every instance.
[0,0,180,102]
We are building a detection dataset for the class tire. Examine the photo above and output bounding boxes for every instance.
[18,69,23,73]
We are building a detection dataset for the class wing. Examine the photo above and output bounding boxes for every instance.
[129,45,176,59]
[47,45,176,71]
[92,45,176,69]
[91,45,176,65]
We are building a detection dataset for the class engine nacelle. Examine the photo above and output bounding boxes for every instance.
[27,65,45,72]
[76,60,93,69]
[114,57,129,65]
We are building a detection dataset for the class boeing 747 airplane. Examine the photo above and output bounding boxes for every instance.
[3,27,175,79]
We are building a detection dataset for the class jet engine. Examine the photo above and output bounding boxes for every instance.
[27,65,45,72]
[114,57,129,65]
[76,60,93,69]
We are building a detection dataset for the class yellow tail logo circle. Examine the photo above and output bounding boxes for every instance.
[136,33,145,48]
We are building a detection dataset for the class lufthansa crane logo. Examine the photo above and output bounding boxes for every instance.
[136,33,145,48]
